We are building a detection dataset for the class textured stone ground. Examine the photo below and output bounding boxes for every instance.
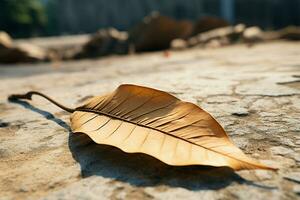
[0,41,299,200]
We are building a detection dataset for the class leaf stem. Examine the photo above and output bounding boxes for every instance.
[8,91,75,113]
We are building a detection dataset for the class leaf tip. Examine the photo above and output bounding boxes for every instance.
[237,162,279,171]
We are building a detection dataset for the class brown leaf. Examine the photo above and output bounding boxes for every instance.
[70,84,275,171]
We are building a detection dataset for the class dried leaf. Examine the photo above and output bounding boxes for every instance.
[8,84,276,171]
[71,84,274,170]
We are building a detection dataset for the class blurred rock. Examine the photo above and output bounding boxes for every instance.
[0,43,48,64]
[243,26,264,43]
[260,31,280,41]
[0,31,50,63]
[279,26,300,40]
[205,37,230,49]
[170,39,188,50]
[204,39,222,48]
[188,24,245,47]
[0,31,13,49]
[193,16,229,35]
[73,28,129,59]
[129,13,193,52]
[260,26,300,42]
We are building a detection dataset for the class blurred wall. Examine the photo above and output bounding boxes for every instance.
[46,0,300,36]
[235,0,300,29]
[1,0,300,37]
[45,0,205,35]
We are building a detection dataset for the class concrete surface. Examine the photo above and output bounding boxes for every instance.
[0,41,299,200]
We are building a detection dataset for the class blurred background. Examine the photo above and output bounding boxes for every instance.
[1,0,300,38]
[0,0,300,64]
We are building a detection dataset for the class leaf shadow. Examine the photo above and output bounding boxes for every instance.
[9,99,277,191]
[69,132,242,190]
[9,99,70,130]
